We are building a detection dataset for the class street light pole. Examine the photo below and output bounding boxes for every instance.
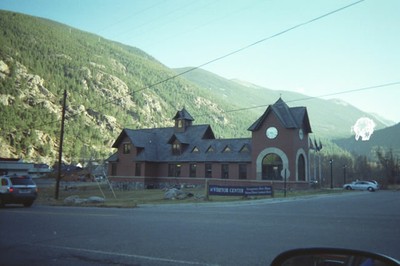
[329,159,333,189]
[343,164,347,185]
[284,168,287,198]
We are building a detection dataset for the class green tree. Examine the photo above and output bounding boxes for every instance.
[376,148,399,185]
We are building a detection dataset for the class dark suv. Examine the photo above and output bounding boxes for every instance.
[0,175,38,207]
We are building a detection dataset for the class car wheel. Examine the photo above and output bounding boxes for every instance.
[345,186,352,190]
[23,201,34,207]
[367,187,375,192]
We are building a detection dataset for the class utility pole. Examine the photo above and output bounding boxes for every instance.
[329,159,333,189]
[55,90,67,200]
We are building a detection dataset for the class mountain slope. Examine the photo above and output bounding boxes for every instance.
[334,123,400,158]
[0,10,394,164]
[174,67,389,138]
[0,10,252,164]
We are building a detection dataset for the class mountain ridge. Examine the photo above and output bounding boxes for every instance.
[0,10,260,164]
[174,67,392,137]
[0,10,396,164]
[334,122,400,159]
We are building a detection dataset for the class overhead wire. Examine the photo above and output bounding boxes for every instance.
[27,0,370,131]
[204,81,400,116]
[95,0,165,36]
[130,0,367,94]
[8,0,399,162]
[107,0,199,41]
[134,0,261,52]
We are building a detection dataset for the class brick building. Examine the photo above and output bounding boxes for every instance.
[108,98,312,188]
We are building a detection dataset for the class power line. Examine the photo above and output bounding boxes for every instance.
[131,0,366,94]
[135,0,261,52]
[287,81,400,104]
[59,0,369,113]
[96,0,165,35]
[106,0,198,41]
[13,0,367,132]
[210,81,400,116]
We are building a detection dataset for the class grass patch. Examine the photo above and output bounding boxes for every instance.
[37,183,207,207]
[35,182,347,208]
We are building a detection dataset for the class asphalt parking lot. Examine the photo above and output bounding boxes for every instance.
[1,190,399,265]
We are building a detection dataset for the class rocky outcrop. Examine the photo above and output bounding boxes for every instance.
[0,60,10,78]
[0,56,128,163]
[64,195,105,205]
[164,188,194,200]
[0,59,60,115]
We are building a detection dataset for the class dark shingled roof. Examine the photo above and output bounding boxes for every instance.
[248,98,312,133]
[110,99,311,164]
[112,125,251,163]
[172,107,194,121]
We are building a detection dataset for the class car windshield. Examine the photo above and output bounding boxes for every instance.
[10,177,35,186]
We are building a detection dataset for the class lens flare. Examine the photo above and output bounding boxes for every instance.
[351,117,376,141]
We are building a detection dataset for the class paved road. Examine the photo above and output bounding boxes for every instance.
[1,191,399,265]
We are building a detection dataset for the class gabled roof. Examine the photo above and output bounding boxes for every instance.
[248,98,312,133]
[186,138,251,162]
[172,107,194,121]
[168,134,188,145]
[107,152,118,162]
[112,125,251,163]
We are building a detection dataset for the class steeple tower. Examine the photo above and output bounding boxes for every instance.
[172,108,194,132]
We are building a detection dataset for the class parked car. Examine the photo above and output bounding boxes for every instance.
[368,180,379,185]
[343,181,379,192]
[0,175,38,207]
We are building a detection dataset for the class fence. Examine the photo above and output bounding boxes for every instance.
[108,175,312,194]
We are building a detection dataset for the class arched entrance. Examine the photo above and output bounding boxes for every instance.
[256,147,289,180]
[262,154,283,180]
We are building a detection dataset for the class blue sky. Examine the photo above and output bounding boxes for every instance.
[1,0,399,123]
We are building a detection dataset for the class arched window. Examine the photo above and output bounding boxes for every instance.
[262,154,283,180]
[297,154,306,181]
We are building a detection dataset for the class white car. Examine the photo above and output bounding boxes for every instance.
[343,181,378,192]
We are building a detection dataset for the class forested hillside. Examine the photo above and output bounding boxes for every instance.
[0,10,394,165]
[334,123,400,159]
[0,11,255,164]
[175,67,390,138]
